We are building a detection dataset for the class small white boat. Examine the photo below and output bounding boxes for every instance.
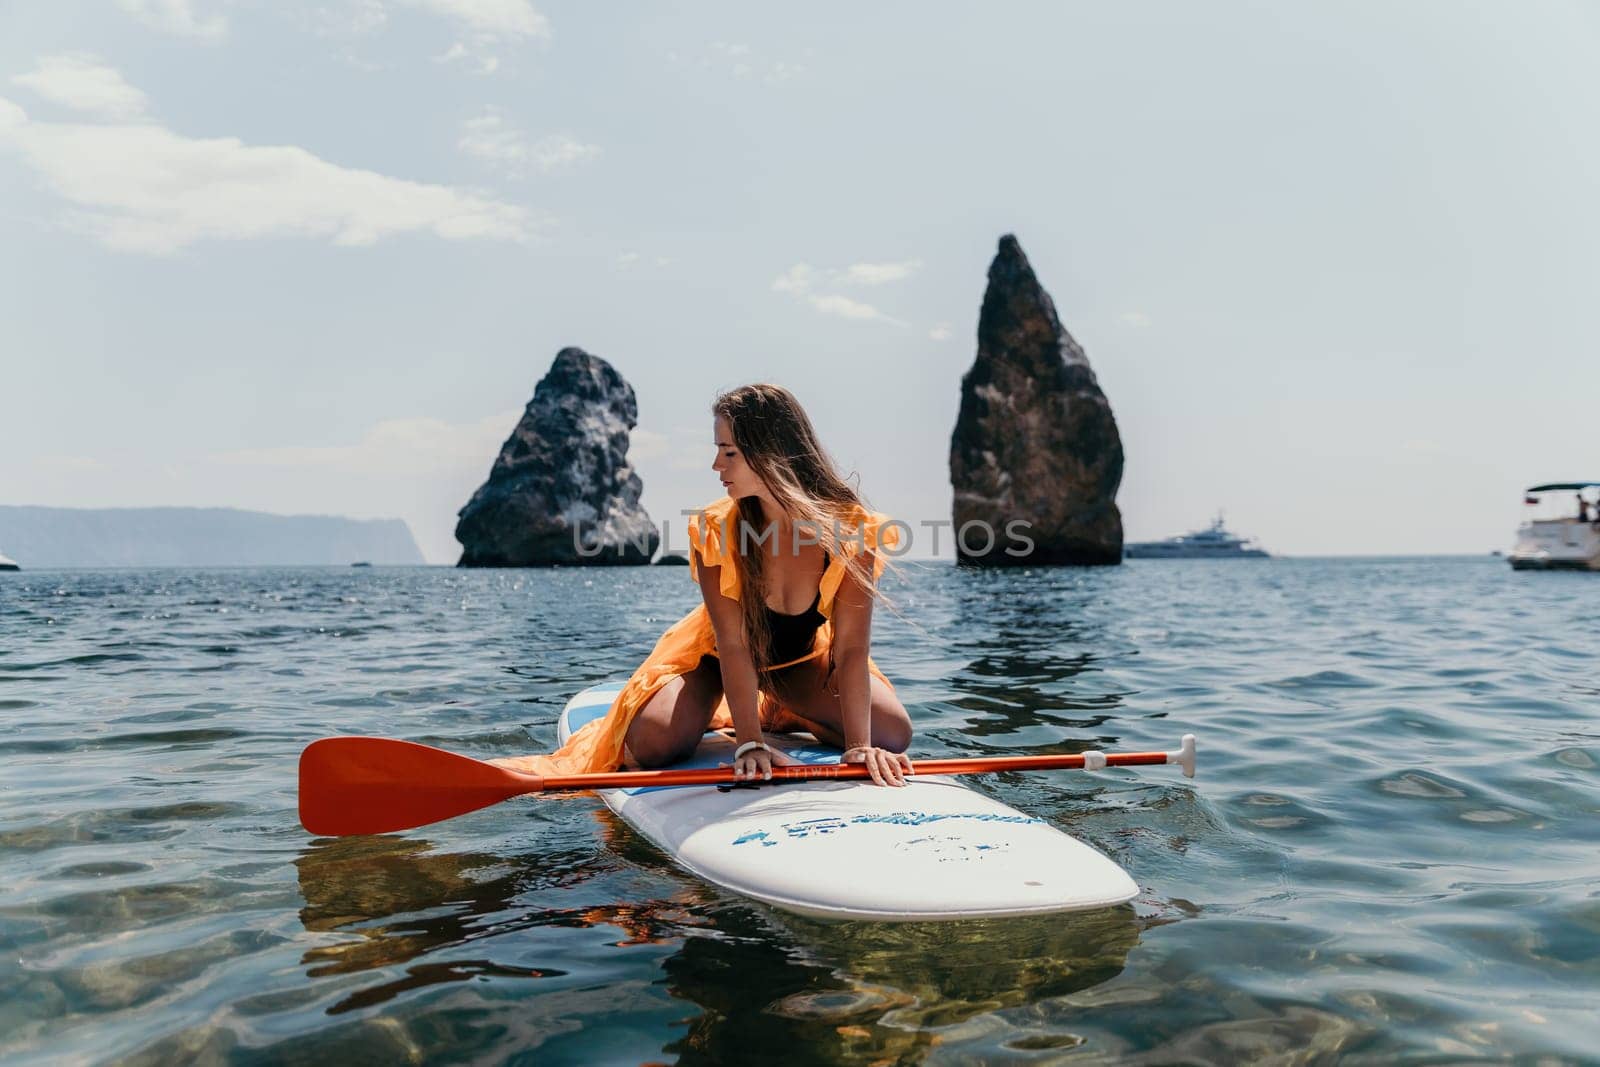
[1509,482,1600,571]
[1125,513,1269,559]
[559,682,1141,921]
[0,547,18,571]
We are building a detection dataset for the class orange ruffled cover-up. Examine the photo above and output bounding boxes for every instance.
[521,496,902,777]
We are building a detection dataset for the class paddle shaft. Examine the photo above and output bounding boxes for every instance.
[529,744,1192,792]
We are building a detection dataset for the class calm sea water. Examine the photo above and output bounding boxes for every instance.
[1,558,1596,1065]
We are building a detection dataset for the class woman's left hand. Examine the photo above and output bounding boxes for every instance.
[722,744,801,781]
[842,746,913,787]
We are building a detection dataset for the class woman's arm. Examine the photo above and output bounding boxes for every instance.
[829,549,910,786]
[694,548,764,752]
[828,550,876,752]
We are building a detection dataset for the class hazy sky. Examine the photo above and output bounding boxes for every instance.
[3,1,1597,563]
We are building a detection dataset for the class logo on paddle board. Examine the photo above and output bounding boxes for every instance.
[732,811,1041,848]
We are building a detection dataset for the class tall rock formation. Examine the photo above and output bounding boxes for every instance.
[950,236,1124,566]
[456,348,659,566]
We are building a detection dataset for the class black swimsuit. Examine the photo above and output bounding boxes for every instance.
[706,552,829,670]
[764,589,827,665]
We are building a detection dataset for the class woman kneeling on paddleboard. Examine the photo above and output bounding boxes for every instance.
[495,383,915,787]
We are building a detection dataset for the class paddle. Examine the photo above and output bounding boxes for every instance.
[299,734,1197,837]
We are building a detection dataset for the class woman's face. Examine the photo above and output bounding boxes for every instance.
[712,416,766,500]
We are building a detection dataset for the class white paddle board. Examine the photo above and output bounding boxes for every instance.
[558,681,1139,922]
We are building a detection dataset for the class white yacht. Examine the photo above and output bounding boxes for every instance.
[0,548,18,571]
[1509,482,1600,571]
[1124,514,1270,559]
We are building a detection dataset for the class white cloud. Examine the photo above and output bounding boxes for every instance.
[405,0,549,41]
[212,411,521,477]
[458,111,599,176]
[301,0,390,37]
[11,54,149,120]
[298,1,542,69]
[126,0,546,75]
[413,0,548,73]
[528,133,599,172]
[770,258,917,326]
[771,263,816,295]
[929,323,952,341]
[807,294,898,323]
[116,0,227,42]
[775,260,922,293]
[616,250,641,266]
[1121,311,1153,328]
[291,1,389,67]
[435,41,503,75]
[0,90,532,253]
[459,112,524,167]
[843,259,922,285]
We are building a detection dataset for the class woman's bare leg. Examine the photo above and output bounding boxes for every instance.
[764,657,913,753]
[623,656,724,768]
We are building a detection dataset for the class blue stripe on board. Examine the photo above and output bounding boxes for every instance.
[566,700,618,733]
[563,682,626,733]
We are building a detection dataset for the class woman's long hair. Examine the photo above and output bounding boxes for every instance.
[712,384,892,682]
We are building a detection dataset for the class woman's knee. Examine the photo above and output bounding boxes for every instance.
[871,699,913,753]
[627,728,699,769]
[626,676,714,768]
[626,709,701,768]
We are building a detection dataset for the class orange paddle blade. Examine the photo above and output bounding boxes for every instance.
[298,736,544,836]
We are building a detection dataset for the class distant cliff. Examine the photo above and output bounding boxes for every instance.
[0,506,426,568]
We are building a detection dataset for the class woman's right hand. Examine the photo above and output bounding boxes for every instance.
[843,746,913,787]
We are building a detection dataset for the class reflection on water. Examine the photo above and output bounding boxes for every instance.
[727,910,1141,1064]
[3,560,1599,1063]
[294,832,703,1016]
[294,821,1141,1057]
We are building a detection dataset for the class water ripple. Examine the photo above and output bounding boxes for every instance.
[0,559,1597,1063]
